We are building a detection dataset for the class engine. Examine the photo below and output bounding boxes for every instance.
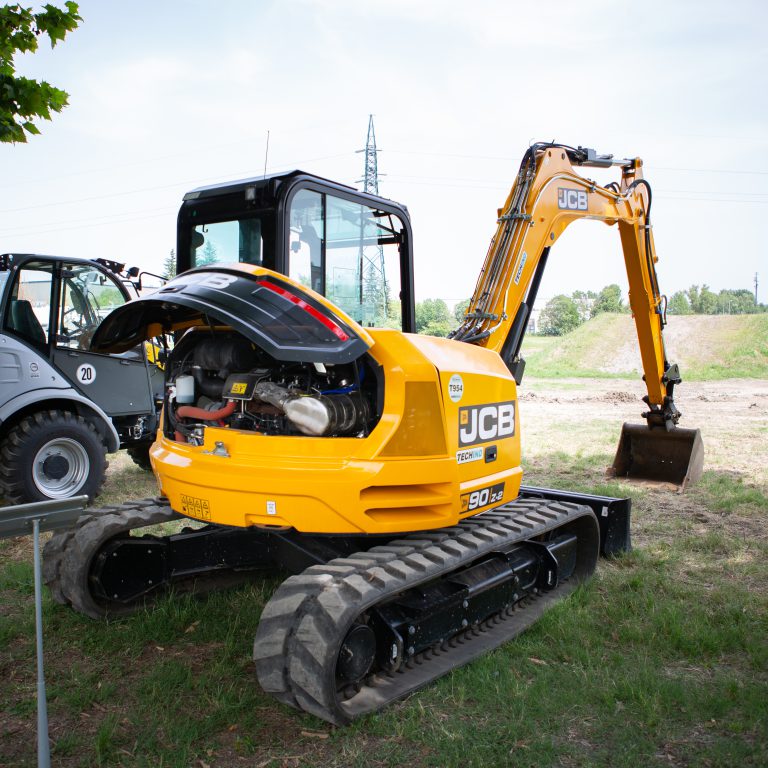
[163,329,380,446]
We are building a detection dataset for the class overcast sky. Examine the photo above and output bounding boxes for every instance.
[1,0,766,305]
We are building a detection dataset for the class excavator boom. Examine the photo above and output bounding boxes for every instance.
[454,142,703,486]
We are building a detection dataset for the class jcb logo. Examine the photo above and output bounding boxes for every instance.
[458,401,515,447]
[558,188,588,211]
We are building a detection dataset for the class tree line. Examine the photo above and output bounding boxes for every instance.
[413,283,766,338]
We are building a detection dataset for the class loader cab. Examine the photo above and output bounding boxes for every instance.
[0,253,156,425]
[1,254,133,354]
[176,171,416,332]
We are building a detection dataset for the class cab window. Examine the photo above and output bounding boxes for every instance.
[58,264,128,350]
[190,217,265,269]
[4,261,53,348]
[288,190,403,328]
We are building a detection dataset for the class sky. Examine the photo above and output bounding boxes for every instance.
[1,0,766,306]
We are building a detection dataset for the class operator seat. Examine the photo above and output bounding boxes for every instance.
[9,299,47,346]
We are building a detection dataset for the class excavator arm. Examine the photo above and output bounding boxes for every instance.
[454,142,703,484]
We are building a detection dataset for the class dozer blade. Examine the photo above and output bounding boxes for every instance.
[610,423,704,490]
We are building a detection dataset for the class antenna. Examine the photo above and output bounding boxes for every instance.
[263,130,270,178]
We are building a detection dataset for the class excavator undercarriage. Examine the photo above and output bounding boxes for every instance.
[45,490,627,724]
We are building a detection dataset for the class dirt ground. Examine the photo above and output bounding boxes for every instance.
[519,377,768,485]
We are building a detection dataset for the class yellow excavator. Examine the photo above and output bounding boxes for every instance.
[45,142,703,724]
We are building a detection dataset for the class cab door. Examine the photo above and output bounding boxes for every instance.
[51,262,154,417]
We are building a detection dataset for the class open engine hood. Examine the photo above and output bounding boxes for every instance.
[91,266,373,364]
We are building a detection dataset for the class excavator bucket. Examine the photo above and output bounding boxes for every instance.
[610,423,704,490]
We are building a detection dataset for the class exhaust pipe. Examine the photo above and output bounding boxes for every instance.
[609,423,704,490]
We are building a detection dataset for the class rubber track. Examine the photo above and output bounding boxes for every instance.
[253,498,599,725]
[43,498,179,619]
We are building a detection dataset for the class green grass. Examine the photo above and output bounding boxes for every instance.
[523,314,635,378]
[694,471,768,517]
[1,452,767,766]
[522,314,768,380]
[683,315,768,380]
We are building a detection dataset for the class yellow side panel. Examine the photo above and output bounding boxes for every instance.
[151,328,524,535]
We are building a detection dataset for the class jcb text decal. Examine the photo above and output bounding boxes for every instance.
[557,188,588,211]
[458,401,515,447]
[461,482,505,513]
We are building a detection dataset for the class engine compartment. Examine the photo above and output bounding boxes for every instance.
[163,328,383,445]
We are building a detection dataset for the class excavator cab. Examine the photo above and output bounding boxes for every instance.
[175,171,416,332]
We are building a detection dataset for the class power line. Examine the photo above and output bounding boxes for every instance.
[0,208,176,238]
[0,152,356,215]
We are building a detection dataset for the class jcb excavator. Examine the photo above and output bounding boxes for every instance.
[45,142,703,724]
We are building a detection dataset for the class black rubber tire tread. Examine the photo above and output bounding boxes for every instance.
[44,498,178,618]
[253,499,600,725]
[0,410,108,504]
[126,442,153,471]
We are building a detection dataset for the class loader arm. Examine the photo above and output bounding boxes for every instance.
[453,143,678,429]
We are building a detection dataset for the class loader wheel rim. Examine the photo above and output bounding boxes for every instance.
[33,438,90,498]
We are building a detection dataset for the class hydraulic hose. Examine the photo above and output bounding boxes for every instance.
[176,400,237,421]
[627,178,664,322]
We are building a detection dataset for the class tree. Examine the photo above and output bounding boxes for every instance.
[591,284,623,315]
[698,285,718,314]
[718,288,758,314]
[667,291,691,315]
[686,284,718,314]
[162,249,176,279]
[539,295,581,336]
[196,240,219,266]
[415,298,452,337]
[0,2,81,143]
[453,298,470,323]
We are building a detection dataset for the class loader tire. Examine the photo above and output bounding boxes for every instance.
[0,410,107,504]
[126,442,153,471]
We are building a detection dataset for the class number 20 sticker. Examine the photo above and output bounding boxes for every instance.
[76,363,96,385]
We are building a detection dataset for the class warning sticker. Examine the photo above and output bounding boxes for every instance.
[180,494,212,521]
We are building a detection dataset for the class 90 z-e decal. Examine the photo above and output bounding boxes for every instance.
[461,482,505,513]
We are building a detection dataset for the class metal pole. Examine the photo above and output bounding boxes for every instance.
[33,518,51,768]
